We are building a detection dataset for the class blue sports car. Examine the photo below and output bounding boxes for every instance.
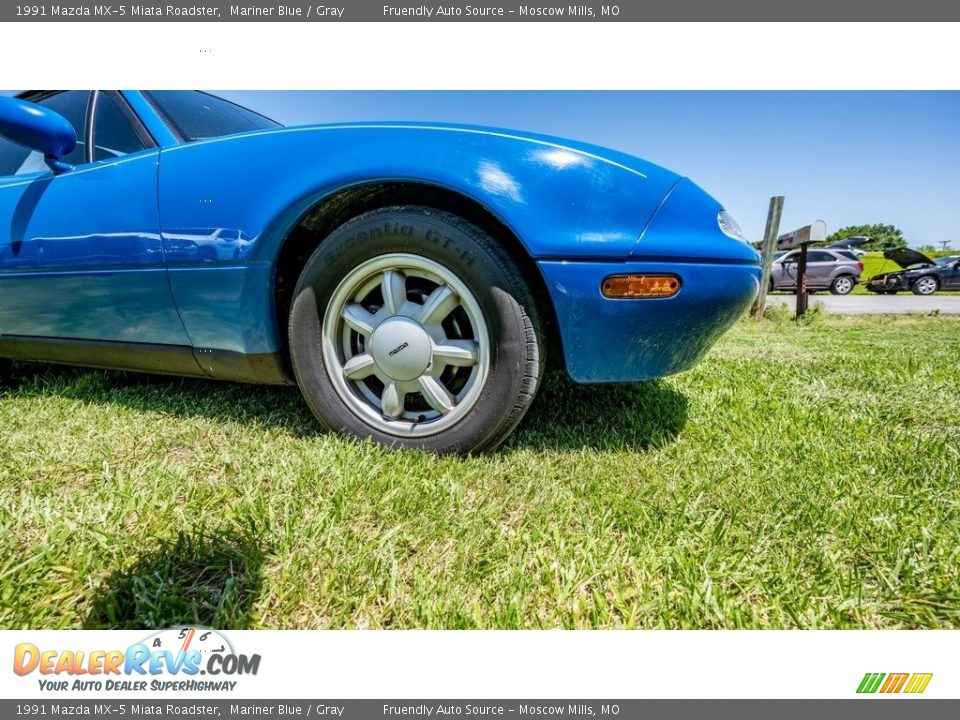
[0,91,760,454]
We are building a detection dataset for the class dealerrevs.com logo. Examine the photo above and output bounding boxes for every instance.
[13,627,260,692]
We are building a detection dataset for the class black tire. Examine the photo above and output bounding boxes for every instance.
[288,206,545,455]
[830,275,855,295]
[911,276,939,296]
[0,358,10,386]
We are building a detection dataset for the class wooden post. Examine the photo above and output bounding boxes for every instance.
[753,196,784,321]
[795,243,809,317]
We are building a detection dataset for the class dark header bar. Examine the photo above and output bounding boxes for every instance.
[2,700,959,719]
[3,0,959,21]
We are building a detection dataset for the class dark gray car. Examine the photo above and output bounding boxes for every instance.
[770,248,863,295]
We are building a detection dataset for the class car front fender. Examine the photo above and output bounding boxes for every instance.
[154,125,681,355]
[157,124,682,264]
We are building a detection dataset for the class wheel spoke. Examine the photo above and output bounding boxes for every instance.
[343,353,377,380]
[432,339,479,367]
[342,304,376,336]
[381,269,407,315]
[418,375,455,415]
[381,381,405,419]
[417,284,458,325]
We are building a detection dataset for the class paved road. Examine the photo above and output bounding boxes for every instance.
[766,293,960,315]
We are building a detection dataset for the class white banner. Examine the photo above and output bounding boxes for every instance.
[0,630,952,700]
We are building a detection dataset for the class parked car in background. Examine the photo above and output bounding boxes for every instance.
[769,248,863,295]
[825,235,869,258]
[865,249,960,295]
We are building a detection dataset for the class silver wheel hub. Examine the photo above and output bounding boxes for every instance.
[320,253,490,438]
[369,316,433,381]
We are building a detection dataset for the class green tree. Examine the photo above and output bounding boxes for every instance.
[825,224,906,250]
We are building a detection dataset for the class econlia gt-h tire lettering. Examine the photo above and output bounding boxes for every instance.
[287,206,545,455]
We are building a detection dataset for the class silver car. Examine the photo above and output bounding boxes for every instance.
[770,248,863,295]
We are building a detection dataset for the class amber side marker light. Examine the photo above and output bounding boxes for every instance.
[601,274,681,299]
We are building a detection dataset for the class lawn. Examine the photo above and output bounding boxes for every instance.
[1,313,959,629]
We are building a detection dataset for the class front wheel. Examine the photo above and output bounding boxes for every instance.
[288,206,545,455]
[912,276,938,296]
[830,275,855,295]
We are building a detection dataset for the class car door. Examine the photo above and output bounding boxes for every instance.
[774,252,797,287]
[805,250,835,287]
[942,258,960,289]
[0,91,190,346]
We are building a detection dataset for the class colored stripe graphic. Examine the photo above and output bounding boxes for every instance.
[857,672,932,694]
[904,674,933,694]
[857,673,885,693]
[880,673,909,693]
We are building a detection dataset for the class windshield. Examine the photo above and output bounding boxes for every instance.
[144,90,280,141]
[934,256,958,266]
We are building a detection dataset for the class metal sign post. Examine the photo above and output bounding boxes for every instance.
[777,220,827,318]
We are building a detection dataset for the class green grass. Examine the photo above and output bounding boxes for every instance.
[2,314,959,629]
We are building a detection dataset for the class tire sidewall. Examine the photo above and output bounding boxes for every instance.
[288,207,539,454]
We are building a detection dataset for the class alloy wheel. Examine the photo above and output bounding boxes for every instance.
[833,277,853,294]
[915,277,937,295]
[320,253,490,437]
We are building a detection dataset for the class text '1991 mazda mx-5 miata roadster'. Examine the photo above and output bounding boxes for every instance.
[0,91,760,454]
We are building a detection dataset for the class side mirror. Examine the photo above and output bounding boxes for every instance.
[0,97,77,174]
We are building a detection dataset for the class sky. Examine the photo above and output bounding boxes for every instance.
[216,91,960,249]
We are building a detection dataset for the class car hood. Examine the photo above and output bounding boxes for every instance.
[884,247,933,269]
[826,236,869,249]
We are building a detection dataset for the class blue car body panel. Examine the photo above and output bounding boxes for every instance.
[0,90,761,385]
[540,259,759,382]
[542,178,761,382]
[153,122,681,356]
[0,149,191,345]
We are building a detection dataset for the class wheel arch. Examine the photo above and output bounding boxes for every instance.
[912,273,940,290]
[271,181,564,373]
